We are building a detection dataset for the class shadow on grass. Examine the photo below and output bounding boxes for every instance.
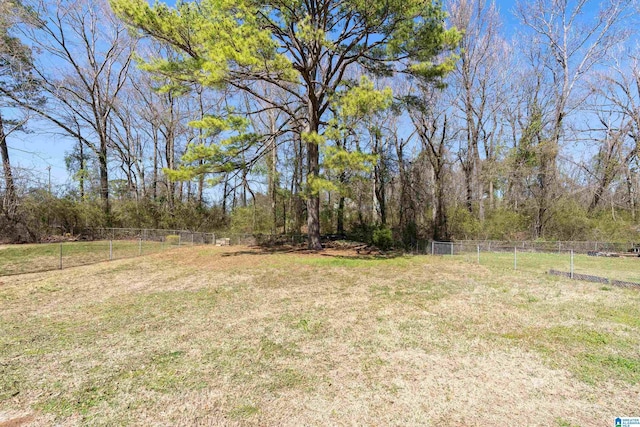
[219,244,406,260]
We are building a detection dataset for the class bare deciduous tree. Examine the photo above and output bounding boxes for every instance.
[449,0,507,221]
[1,0,135,222]
[515,0,634,236]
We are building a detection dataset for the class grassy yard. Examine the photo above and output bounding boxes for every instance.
[1,245,638,425]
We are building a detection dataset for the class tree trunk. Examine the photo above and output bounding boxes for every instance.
[305,92,322,250]
[336,170,346,236]
[0,112,17,218]
[380,190,386,227]
[165,128,175,209]
[589,175,612,213]
[307,138,322,250]
[198,162,204,207]
[282,196,287,234]
[98,137,110,225]
[75,122,86,202]
[79,138,85,201]
[589,137,620,213]
[373,134,386,226]
[135,135,146,199]
[222,173,229,219]
[489,180,494,210]
[429,165,437,223]
[626,169,636,221]
[241,174,248,208]
[464,162,473,213]
[337,195,345,236]
[372,173,376,223]
[433,120,449,241]
[433,169,448,241]
[197,87,205,208]
[290,133,304,234]
[267,135,278,234]
[165,93,176,209]
[152,128,158,201]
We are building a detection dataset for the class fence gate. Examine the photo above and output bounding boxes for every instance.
[431,241,455,255]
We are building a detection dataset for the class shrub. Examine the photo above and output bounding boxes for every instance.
[447,206,481,240]
[230,205,272,234]
[372,227,393,250]
[591,211,639,242]
[545,199,592,240]
[484,208,529,240]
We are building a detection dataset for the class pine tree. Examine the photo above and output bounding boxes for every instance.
[112,0,459,249]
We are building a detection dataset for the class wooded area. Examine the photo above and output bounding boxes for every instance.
[1,0,639,246]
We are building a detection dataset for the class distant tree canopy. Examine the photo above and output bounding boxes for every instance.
[1,0,640,245]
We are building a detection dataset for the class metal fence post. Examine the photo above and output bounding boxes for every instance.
[450,242,454,256]
[109,240,113,261]
[59,243,63,270]
[178,234,181,246]
[514,246,517,270]
[431,241,435,255]
[477,245,480,264]
[570,250,574,279]
[192,233,194,246]
[139,238,142,256]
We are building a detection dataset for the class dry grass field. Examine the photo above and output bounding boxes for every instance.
[1,245,639,426]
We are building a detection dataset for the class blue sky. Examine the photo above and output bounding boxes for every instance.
[6,121,69,191]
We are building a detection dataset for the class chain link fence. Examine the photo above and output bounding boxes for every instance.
[0,228,216,276]
[429,240,640,289]
[80,227,216,245]
[428,240,639,255]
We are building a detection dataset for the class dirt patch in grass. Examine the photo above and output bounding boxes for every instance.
[1,245,638,425]
[0,414,34,427]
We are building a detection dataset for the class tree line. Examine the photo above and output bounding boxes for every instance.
[1,0,639,246]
